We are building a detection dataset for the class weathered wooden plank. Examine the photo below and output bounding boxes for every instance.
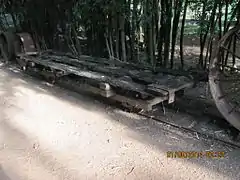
[41,50,152,71]
[34,54,160,87]
[154,75,193,91]
[146,85,169,96]
[22,56,153,99]
[42,54,136,79]
[20,52,194,105]
[128,70,156,84]
[58,76,166,111]
[145,75,193,103]
[43,54,190,87]
[41,51,208,84]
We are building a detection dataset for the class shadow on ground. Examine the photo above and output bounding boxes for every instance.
[0,64,240,179]
[0,165,11,180]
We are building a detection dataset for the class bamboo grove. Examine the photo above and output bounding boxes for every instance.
[0,0,240,70]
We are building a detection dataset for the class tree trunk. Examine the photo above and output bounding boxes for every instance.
[199,1,207,68]
[180,0,188,68]
[223,1,229,34]
[131,0,138,62]
[163,0,172,67]
[119,14,127,62]
[147,0,155,67]
[203,2,218,68]
[170,0,183,68]
[157,0,165,66]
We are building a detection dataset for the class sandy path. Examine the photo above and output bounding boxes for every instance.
[0,64,239,180]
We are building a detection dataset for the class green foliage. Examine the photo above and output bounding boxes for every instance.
[184,24,199,35]
[0,0,239,66]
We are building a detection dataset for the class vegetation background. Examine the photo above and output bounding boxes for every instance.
[0,0,239,70]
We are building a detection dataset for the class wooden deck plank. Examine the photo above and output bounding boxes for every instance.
[22,56,152,99]
[19,52,194,108]
[146,85,169,96]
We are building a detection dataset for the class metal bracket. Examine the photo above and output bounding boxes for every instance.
[168,91,175,104]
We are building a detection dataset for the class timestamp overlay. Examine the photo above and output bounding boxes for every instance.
[166,151,225,159]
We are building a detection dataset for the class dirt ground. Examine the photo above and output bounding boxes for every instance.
[0,63,240,180]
